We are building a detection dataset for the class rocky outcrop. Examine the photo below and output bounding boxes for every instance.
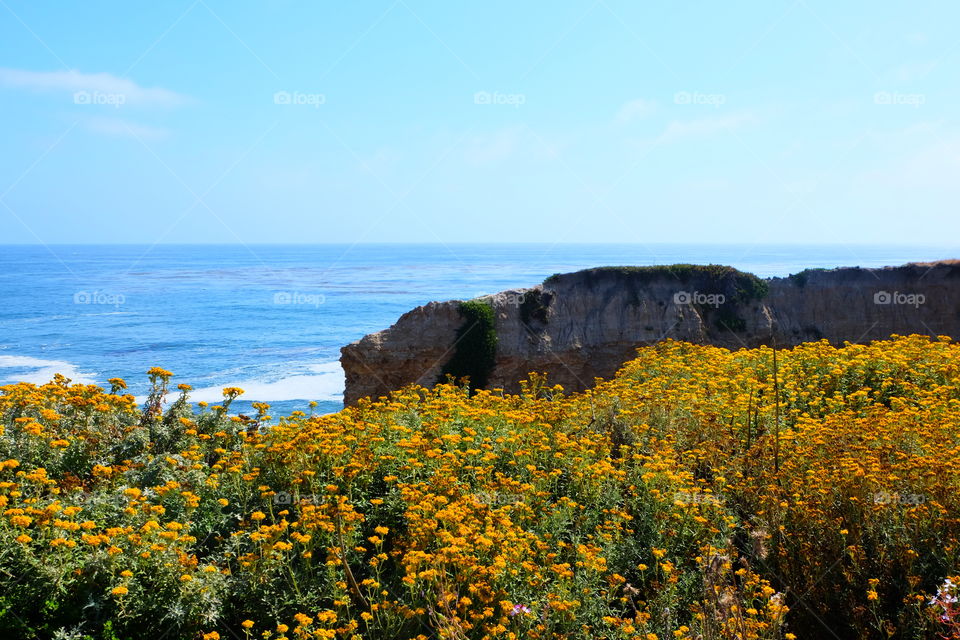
[340,262,960,404]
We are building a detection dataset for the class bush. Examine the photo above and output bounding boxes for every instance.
[0,336,958,639]
[438,300,497,391]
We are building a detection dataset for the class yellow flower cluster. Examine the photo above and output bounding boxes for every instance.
[0,337,957,639]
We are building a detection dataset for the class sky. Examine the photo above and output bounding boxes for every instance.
[0,0,958,245]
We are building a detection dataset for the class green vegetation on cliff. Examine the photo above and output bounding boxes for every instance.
[545,264,769,301]
[545,264,769,333]
[437,299,497,390]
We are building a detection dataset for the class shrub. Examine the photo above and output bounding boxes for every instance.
[0,335,958,639]
[438,300,497,391]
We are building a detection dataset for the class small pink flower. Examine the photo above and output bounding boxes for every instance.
[509,604,531,616]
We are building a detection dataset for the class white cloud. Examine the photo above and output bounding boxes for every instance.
[85,116,170,140]
[464,128,520,165]
[0,68,188,107]
[859,135,960,190]
[361,146,404,173]
[885,60,937,83]
[685,178,730,190]
[863,120,944,151]
[658,112,755,142]
[462,126,564,166]
[905,32,928,46]
[615,98,656,124]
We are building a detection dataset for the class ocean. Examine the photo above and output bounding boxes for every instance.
[0,243,953,417]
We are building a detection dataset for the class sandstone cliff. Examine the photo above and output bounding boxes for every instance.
[340,262,960,404]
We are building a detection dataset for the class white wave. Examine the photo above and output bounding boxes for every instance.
[77,311,135,317]
[187,362,344,403]
[0,355,98,385]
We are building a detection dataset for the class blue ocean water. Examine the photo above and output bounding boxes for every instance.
[0,243,954,417]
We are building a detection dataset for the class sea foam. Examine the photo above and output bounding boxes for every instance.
[187,361,344,403]
[0,355,99,385]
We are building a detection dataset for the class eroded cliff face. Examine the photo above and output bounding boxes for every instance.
[340,262,960,404]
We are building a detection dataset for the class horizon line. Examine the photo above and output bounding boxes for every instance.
[1,241,956,248]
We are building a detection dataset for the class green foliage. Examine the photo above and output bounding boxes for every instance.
[713,306,747,332]
[2,336,959,639]
[518,289,550,327]
[438,300,498,390]
[543,264,772,334]
[787,267,827,288]
[545,264,770,301]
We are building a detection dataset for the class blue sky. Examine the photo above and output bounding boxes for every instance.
[0,0,957,244]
